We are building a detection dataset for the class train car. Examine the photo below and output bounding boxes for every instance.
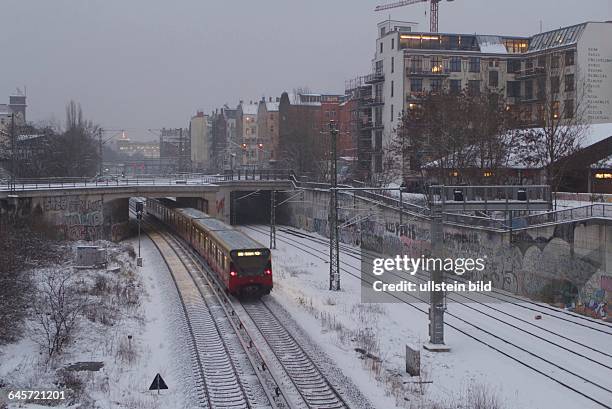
[146,198,273,297]
[146,198,177,224]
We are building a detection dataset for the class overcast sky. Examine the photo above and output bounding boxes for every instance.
[2,0,610,140]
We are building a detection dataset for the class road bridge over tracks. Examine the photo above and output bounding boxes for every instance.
[0,171,292,241]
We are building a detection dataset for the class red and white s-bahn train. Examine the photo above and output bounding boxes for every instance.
[146,198,273,297]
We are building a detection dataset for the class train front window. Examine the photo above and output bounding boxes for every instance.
[231,250,270,276]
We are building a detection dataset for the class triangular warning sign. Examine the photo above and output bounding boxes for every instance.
[149,373,168,391]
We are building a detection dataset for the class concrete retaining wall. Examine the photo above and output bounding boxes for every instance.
[282,189,611,310]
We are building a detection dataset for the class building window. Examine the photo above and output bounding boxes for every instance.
[551,54,560,69]
[564,99,574,118]
[488,59,499,67]
[391,57,394,73]
[409,56,422,73]
[551,76,560,94]
[507,59,521,73]
[381,27,386,37]
[450,79,461,94]
[391,104,394,122]
[375,130,382,149]
[525,80,533,100]
[489,71,499,87]
[392,38,395,50]
[431,78,442,92]
[552,101,560,119]
[391,80,394,97]
[468,80,480,96]
[375,59,384,74]
[565,74,575,91]
[507,81,521,98]
[537,77,546,99]
[380,42,383,54]
[375,107,383,124]
[537,55,546,68]
[450,57,461,72]
[469,57,480,73]
[410,78,423,92]
[430,56,442,73]
[565,50,575,66]
[375,83,383,98]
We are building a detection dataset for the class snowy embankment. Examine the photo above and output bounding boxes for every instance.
[241,225,612,409]
[0,235,196,409]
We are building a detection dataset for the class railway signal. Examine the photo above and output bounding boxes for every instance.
[136,200,144,266]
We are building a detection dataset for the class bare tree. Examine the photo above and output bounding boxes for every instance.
[516,57,589,197]
[0,223,65,344]
[395,88,515,187]
[31,268,88,360]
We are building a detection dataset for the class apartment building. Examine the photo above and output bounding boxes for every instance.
[236,101,260,169]
[0,94,27,132]
[370,19,612,180]
[278,92,355,178]
[257,98,280,164]
[190,111,211,171]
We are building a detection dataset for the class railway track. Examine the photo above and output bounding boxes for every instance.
[146,228,268,408]
[241,300,349,409]
[132,203,355,409]
[243,224,612,409]
[281,226,612,334]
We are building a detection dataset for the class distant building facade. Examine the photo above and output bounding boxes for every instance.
[236,101,260,169]
[257,97,280,165]
[0,94,27,131]
[369,19,612,181]
[190,111,211,171]
[160,128,190,173]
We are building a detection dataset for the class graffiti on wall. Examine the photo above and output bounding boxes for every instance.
[39,196,104,241]
[286,188,612,302]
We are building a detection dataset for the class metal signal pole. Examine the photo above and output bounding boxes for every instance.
[10,113,16,192]
[270,190,277,249]
[329,120,340,291]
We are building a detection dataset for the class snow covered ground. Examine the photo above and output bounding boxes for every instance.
[240,225,612,409]
[0,236,197,409]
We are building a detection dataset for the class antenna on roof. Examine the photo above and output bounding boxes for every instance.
[539,20,543,33]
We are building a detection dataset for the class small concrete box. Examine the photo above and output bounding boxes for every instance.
[76,246,107,268]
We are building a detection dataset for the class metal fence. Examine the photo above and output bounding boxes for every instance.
[1,169,294,191]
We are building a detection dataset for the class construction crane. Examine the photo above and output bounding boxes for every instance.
[374,0,455,33]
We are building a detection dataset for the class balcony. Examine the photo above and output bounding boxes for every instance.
[362,121,384,130]
[406,67,450,77]
[362,96,384,107]
[364,71,384,84]
[516,66,546,79]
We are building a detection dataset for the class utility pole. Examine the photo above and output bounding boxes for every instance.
[329,120,340,291]
[270,190,276,249]
[178,128,183,174]
[98,128,103,176]
[425,200,449,351]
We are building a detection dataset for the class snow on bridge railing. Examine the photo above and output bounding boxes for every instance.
[510,203,612,229]
[0,170,294,191]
